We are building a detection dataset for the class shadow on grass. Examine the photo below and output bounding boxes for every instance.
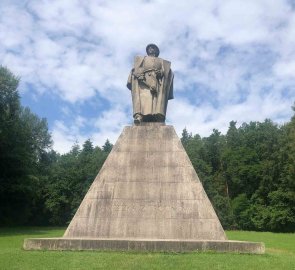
[0,227,65,237]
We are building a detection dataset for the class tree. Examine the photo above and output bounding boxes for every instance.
[0,66,20,124]
[266,104,295,231]
[0,66,52,225]
[102,139,113,153]
[44,140,110,225]
[82,139,94,154]
[181,128,192,147]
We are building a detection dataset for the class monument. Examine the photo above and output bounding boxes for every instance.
[127,44,174,123]
[24,45,264,253]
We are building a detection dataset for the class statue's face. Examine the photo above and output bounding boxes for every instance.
[147,46,157,57]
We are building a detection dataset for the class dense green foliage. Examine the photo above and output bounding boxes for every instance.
[0,228,295,270]
[0,67,52,225]
[0,66,294,232]
[0,66,112,226]
[43,140,111,225]
[181,115,295,232]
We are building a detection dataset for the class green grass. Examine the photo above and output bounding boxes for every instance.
[0,228,294,270]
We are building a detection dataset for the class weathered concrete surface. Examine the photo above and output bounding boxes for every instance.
[23,238,265,254]
[63,124,227,240]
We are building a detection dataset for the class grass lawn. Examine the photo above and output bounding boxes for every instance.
[0,227,294,270]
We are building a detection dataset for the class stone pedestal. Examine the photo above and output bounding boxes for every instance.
[24,123,264,253]
[24,238,265,253]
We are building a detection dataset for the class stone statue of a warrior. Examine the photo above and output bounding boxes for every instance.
[127,44,174,124]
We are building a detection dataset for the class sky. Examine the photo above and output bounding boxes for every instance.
[1,0,295,153]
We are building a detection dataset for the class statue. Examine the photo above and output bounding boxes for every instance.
[127,44,174,124]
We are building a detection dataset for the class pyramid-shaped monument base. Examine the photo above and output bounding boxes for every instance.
[24,123,264,253]
[65,123,226,240]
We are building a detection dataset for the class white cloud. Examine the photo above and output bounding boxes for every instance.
[274,61,295,78]
[95,106,130,131]
[51,121,82,153]
[169,90,292,139]
[51,108,130,153]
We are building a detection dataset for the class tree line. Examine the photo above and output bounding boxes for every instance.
[0,66,294,232]
[181,113,295,232]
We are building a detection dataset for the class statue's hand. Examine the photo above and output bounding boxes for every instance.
[134,72,145,81]
[150,87,157,95]
[138,74,145,81]
[156,70,163,79]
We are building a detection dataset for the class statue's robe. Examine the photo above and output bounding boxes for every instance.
[127,55,174,121]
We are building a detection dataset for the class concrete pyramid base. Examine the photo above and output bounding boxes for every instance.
[24,123,265,253]
[64,124,227,240]
[23,238,265,254]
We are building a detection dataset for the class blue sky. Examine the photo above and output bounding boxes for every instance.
[1,0,295,153]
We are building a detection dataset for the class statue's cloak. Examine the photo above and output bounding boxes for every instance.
[127,56,174,119]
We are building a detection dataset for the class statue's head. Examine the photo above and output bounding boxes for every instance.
[146,44,160,57]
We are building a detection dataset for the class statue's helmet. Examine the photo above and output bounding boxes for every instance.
[146,44,160,57]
